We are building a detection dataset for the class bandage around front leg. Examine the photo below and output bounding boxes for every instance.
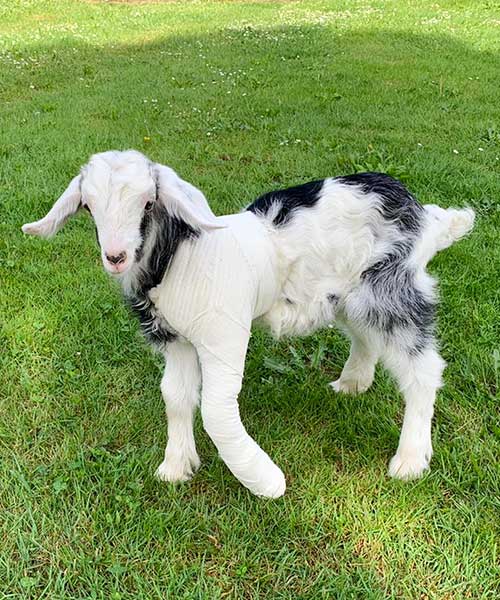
[152,219,285,496]
[197,335,286,498]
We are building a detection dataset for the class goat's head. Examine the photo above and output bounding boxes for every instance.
[22,150,223,275]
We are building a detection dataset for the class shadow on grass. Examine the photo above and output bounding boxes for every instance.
[1,24,499,212]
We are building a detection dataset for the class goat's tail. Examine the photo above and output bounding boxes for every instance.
[418,204,475,265]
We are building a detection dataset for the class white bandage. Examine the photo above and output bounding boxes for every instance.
[197,314,286,498]
[153,212,285,497]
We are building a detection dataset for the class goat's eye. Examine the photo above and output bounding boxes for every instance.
[145,201,154,212]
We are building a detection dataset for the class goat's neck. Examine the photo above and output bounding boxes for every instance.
[115,208,198,348]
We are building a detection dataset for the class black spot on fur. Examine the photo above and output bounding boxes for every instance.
[247,180,325,226]
[138,203,198,292]
[128,296,176,348]
[135,209,151,263]
[127,202,198,349]
[344,174,434,355]
[337,172,424,234]
[361,259,435,354]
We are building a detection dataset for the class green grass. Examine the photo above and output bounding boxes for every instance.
[1,0,499,597]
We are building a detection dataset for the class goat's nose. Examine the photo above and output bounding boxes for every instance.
[105,251,127,265]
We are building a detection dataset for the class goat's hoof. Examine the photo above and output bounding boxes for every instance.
[388,451,431,480]
[155,454,200,483]
[329,377,371,395]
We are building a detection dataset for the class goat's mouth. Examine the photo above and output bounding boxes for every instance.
[103,258,133,276]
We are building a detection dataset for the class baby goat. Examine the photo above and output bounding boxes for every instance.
[22,150,475,497]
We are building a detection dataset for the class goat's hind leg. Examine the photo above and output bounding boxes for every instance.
[156,340,201,483]
[384,343,445,480]
[330,325,378,395]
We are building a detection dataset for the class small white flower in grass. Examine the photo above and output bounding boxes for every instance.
[453,149,459,154]
[478,147,484,152]
[417,142,423,147]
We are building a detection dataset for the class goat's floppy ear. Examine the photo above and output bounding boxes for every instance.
[22,175,82,238]
[154,164,225,231]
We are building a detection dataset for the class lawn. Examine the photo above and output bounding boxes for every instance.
[1,0,499,597]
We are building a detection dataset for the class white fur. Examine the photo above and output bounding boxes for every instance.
[156,340,201,482]
[22,151,475,497]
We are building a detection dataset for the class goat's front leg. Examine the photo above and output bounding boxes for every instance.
[196,332,286,498]
[156,339,201,483]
